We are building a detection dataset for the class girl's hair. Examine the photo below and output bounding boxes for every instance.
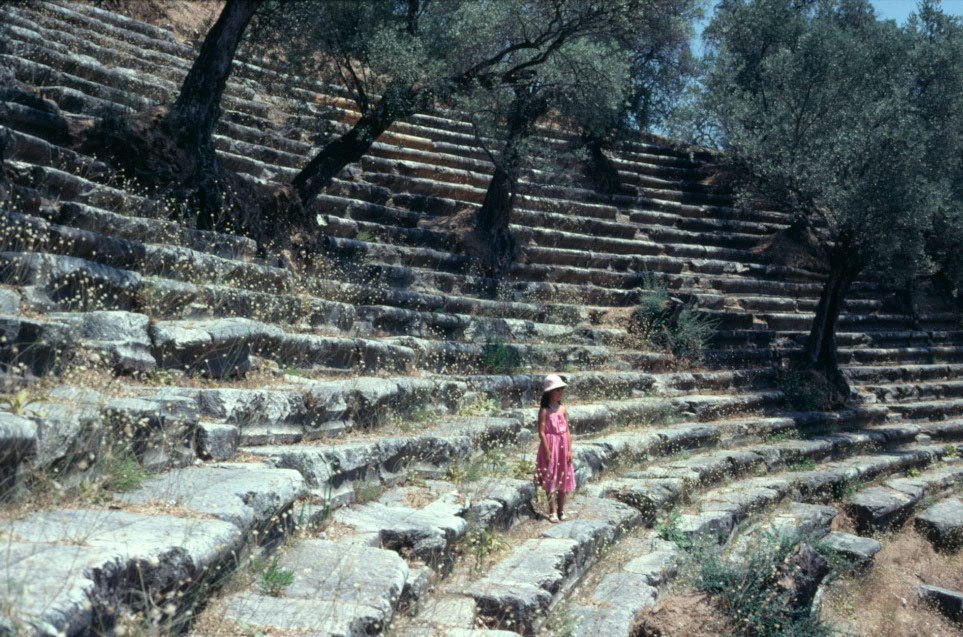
[540,389,562,409]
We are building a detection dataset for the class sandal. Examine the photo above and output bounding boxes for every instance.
[548,512,559,523]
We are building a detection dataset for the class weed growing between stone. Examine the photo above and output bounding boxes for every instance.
[627,273,718,367]
[100,450,153,492]
[258,556,295,597]
[680,533,836,637]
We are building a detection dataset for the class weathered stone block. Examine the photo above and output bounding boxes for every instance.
[915,497,963,551]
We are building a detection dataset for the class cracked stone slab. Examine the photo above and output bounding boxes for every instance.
[196,421,239,461]
[568,572,657,637]
[332,494,467,563]
[819,532,881,565]
[115,463,305,530]
[0,509,240,636]
[223,539,410,635]
[469,497,639,633]
[50,310,155,372]
[846,486,921,534]
[0,410,37,494]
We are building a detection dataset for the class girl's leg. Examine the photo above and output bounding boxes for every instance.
[546,490,556,516]
[557,491,566,520]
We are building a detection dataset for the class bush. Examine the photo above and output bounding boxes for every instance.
[629,275,718,365]
[686,534,834,637]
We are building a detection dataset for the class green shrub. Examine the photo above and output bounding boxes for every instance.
[669,306,719,364]
[258,556,295,596]
[481,337,523,374]
[460,527,509,574]
[629,275,718,365]
[687,534,834,637]
[100,451,152,493]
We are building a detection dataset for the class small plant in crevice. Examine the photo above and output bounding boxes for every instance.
[831,476,860,501]
[457,394,499,417]
[353,480,382,504]
[258,556,295,597]
[628,274,718,366]
[655,510,688,548]
[0,388,43,415]
[100,450,152,493]
[790,457,817,471]
[459,527,509,575]
[481,337,522,374]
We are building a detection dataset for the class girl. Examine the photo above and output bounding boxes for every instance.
[535,374,575,522]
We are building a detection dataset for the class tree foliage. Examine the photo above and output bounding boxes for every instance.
[250,0,700,208]
[679,0,963,385]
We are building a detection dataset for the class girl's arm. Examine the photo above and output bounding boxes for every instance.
[564,406,573,464]
[538,407,551,459]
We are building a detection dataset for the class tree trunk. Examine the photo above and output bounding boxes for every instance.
[292,82,426,202]
[0,128,9,203]
[476,90,548,272]
[583,134,624,195]
[165,0,260,148]
[804,243,862,394]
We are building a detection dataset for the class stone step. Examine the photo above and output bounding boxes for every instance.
[917,585,963,624]
[455,439,960,633]
[845,363,963,384]
[0,461,306,634]
[711,328,963,350]
[3,3,728,195]
[220,539,419,635]
[710,344,963,367]
[845,462,963,534]
[562,501,835,636]
[319,235,823,296]
[240,415,526,505]
[0,248,610,336]
[557,449,961,635]
[914,494,963,551]
[317,206,790,272]
[466,496,641,634]
[861,380,963,404]
[888,398,963,421]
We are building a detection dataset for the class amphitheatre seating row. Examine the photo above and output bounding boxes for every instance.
[0,2,962,635]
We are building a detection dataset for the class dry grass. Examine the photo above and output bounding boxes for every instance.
[85,0,224,43]
[634,591,737,636]
[820,520,963,637]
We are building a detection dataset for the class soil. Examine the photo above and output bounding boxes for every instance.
[85,0,224,44]
[753,224,828,273]
[820,520,963,636]
[632,592,737,636]
[75,106,306,243]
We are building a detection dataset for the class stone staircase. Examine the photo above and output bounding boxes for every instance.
[1,2,962,635]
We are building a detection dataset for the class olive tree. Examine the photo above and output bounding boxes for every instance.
[80,0,266,231]
[688,0,963,391]
[459,0,702,270]
[251,0,657,203]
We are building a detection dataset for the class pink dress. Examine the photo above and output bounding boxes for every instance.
[535,408,576,494]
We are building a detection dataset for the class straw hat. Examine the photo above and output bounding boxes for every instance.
[542,374,567,393]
